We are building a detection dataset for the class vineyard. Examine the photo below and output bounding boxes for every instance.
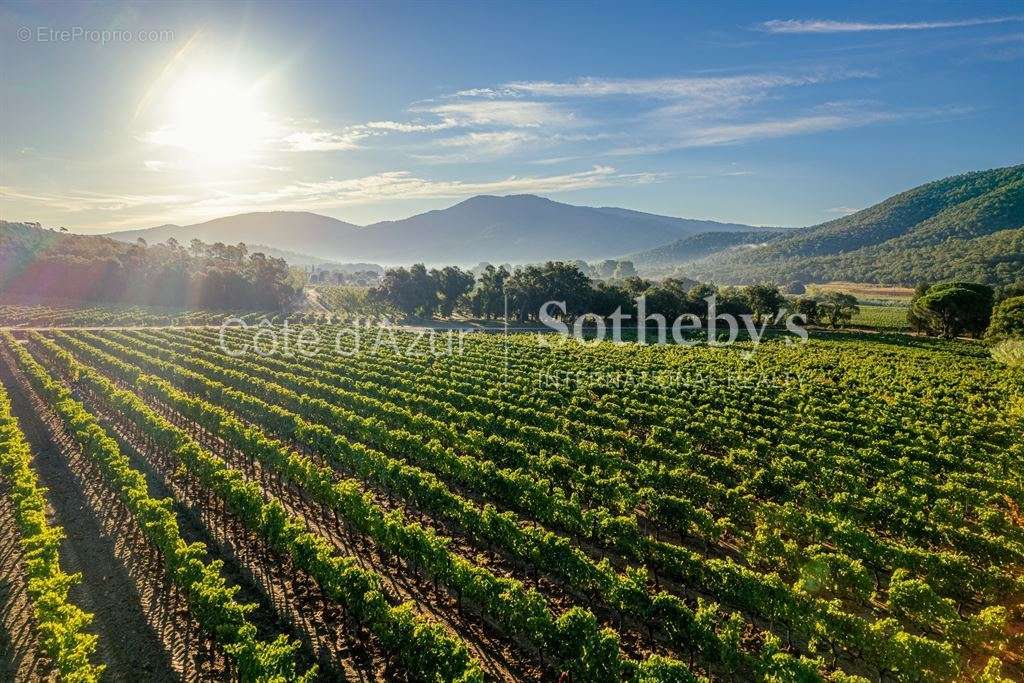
[849,305,910,332]
[0,303,266,329]
[0,324,1021,682]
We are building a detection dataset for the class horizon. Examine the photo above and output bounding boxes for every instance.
[81,191,789,235]
[35,160,1024,237]
[2,1,1022,234]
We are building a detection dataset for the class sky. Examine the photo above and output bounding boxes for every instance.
[1,0,1022,234]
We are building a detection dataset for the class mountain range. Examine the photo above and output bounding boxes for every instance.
[105,194,763,265]
[86,163,1024,286]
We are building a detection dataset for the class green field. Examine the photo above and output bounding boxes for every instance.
[850,304,911,331]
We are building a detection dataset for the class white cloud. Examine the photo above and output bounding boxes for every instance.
[412,130,540,162]
[415,100,576,128]
[611,111,898,154]
[436,131,538,149]
[501,73,825,98]
[682,112,896,145]
[474,71,873,135]
[279,129,370,152]
[826,206,860,215]
[761,16,1022,34]
[363,120,454,133]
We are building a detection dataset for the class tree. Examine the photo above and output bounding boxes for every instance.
[688,282,717,301]
[622,276,652,297]
[986,296,1024,339]
[819,292,859,329]
[907,282,932,333]
[588,281,631,317]
[929,282,993,316]
[409,263,438,317]
[371,264,438,319]
[913,288,979,338]
[644,279,696,321]
[431,266,475,318]
[468,265,510,319]
[744,284,785,324]
[506,262,592,322]
[912,282,994,337]
[795,297,820,325]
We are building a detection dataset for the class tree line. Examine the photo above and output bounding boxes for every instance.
[369,261,865,328]
[0,223,297,310]
[370,262,1024,340]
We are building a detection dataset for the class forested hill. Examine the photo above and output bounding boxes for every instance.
[0,221,296,309]
[628,230,790,272]
[684,164,1024,285]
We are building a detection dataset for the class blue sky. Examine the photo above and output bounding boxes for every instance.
[1,0,1022,233]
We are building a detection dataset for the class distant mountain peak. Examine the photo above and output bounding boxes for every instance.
[103,195,758,266]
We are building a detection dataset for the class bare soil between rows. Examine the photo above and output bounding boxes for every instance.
[0,344,200,680]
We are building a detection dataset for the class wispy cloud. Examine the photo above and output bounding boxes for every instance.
[3,166,664,230]
[612,111,899,155]
[412,131,541,162]
[363,120,453,133]
[0,186,195,214]
[498,72,850,98]
[761,16,1023,34]
[279,128,371,152]
[413,100,576,128]
[191,165,662,212]
[428,69,885,158]
[825,206,860,215]
[176,69,872,163]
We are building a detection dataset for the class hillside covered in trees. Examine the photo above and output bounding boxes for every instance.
[682,164,1024,285]
[0,222,296,310]
[629,230,790,273]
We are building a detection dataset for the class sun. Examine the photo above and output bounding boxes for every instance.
[146,70,273,169]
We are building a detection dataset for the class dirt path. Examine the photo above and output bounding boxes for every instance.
[0,483,53,682]
[304,288,331,314]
